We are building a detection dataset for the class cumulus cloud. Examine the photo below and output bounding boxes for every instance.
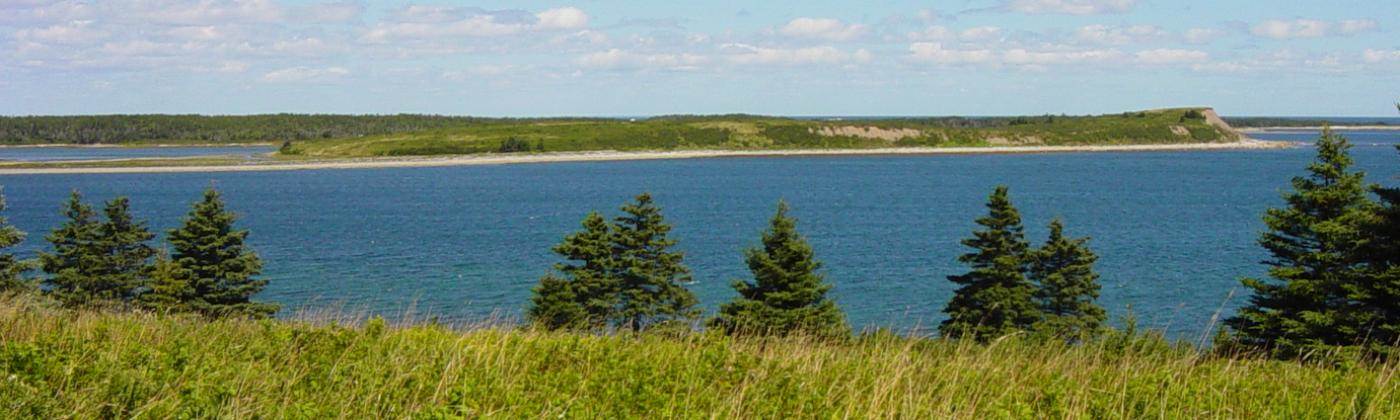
[778,18,869,41]
[1002,0,1136,15]
[1363,49,1400,63]
[577,49,708,70]
[911,42,1213,68]
[1250,19,1377,39]
[1183,28,1224,44]
[1073,25,1165,45]
[362,6,591,42]
[722,43,872,66]
[535,7,589,30]
[261,66,350,83]
[1134,49,1209,64]
[908,43,996,64]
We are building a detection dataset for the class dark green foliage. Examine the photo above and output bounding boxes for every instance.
[710,202,848,338]
[40,192,106,306]
[1180,109,1205,121]
[0,114,499,145]
[940,186,1040,341]
[0,188,29,292]
[1030,219,1106,338]
[94,197,156,301]
[497,137,532,153]
[612,193,699,330]
[160,188,277,318]
[528,212,618,330]
[1227,129,1375,358]
[1348,145,1400,356]
[138,251,196,313]
[528,195,698,331]
[534,139,545,152]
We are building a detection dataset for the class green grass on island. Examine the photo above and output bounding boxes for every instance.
[0,296,1395,418]
[280,108,1239,158]
[0,108,1241,161]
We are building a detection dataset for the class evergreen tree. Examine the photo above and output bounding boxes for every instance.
[40,191,104,306]
[93,197,156,301]
[138,250,196,313]
[1348,145,1400,354]
[1029,218,1106,338]
[1227,128,1374,357]
[528,212,618,330]
[710,201,848,337]
[166,188,278,318]
[0,188,30,292]
[611,193,698,330]
[940,186,1039,341]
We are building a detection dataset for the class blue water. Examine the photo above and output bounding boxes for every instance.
[0,146,273,162]
[0,131,1395,337]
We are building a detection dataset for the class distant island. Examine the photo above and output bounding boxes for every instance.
[0,108,1290,174]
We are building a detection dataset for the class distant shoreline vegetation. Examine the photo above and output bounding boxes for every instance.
[0,109,1241,159]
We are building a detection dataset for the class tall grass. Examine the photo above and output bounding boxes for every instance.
[1,295,1394,418]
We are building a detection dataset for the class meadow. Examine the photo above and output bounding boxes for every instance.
[0,295,1394,418]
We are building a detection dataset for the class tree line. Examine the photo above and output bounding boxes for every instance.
[0,188,274,318]
[525,129,1400,360]
[526,189,1107,342]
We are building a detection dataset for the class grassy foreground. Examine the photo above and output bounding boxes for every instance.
[1,298,1395,418]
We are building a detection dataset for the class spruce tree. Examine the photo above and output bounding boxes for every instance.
[940,185,1039,341]
[528,212,618,330]
[138,250,196,313]
[611,193,698,330]
[1227,128,1374,357]
[167,188,278,318]
[93,197,156,301]
[40,191,104,306]
[0,188,29,292]
[1348,145,1400,353]
[1029,218,1106,338]
[710,201,848,337]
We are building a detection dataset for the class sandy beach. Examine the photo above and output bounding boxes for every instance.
[0,139,1293,175]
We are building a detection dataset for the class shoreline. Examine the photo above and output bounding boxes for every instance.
[1239,126,1400,132]
[0,140,1294,175]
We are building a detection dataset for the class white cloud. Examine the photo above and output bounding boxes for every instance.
[535,7,589,30]
[1250,19,1377,39]
[778,18,869,41]
[1363,49,1400,63]
[1003,48,1123,65]
[1337,19,1378,34]
[908,42,995,64]
[906,26,952,41]
[261,66,349,83]
[14,21,109,45]
[1003,0,1136,15]
[577,49,708,70]
[1074,24,1165,45]
[959,26,1003,42]
[723,44,872,66]
[1134,49,1208,64]
[362,6,591,43]
[1183,28,1223,44]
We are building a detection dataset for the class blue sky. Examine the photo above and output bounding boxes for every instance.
[1,0,1397,116]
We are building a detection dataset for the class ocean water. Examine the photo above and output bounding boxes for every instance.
[0,131,1395,337]
[0,146,273,162]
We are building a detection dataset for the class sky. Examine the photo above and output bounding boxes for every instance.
[1,0,1398,117]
